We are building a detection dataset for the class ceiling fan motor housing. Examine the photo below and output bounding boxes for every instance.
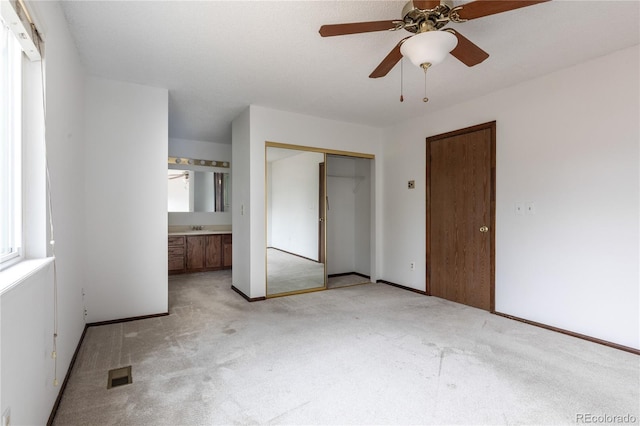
[402,0,454,33]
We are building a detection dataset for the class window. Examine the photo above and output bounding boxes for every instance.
[0,22,22,267]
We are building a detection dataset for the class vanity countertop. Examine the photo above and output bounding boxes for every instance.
[168,230,231,236]
[168,225,231,236]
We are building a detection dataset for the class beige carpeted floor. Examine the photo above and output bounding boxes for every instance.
[52,270,639,425]
[267,248,325,295]
[327,273,371,289]
[266,248,371,295]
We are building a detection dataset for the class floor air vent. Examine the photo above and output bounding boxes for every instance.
[107,366,132,389]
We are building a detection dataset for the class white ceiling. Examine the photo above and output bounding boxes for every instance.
[59,1,639,144]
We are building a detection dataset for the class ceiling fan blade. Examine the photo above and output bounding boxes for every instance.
[319,20,398,37]
[369,38,410,78]
[169,171,188,179]
[412,0,441,10]
[448,30,489,67]
[454,0,550,21]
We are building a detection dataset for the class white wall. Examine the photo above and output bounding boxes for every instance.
[382,45,640,349]
[168,137,230,161]
[270,151,324,260]
[84,77,168,322]
[168,138,232,226]
[266,162,273,247]
[1,264,55,425]
[0,1,87,424]
[232,105,382,299]
[231,108,252,297]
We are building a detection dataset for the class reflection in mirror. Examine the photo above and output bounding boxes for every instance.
[167,169,229,212]
[213,172,230,212]
[266,147,326,296]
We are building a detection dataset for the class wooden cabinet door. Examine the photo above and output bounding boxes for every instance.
[186,236,205,270]
[205,235,222,268]
[168,246,185,271]
[168,236,186,273]
[223,234,232,267]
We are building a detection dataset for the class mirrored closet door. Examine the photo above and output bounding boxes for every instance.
[266,146,327,296]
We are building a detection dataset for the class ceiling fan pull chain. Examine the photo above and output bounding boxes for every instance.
[422,62,430,103]
[400,58,404,102]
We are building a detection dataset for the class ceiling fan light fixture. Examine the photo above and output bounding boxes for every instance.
[400,30,458,68]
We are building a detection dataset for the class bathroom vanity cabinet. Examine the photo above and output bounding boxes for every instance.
[168,235,186,273]
[168,233,232,274]
[223,234,232,267]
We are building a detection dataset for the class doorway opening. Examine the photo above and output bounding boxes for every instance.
[326,154,373,289]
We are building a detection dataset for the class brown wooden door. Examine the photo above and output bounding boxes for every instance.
[426,122,495,311]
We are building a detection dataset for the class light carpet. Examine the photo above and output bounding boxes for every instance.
[327,273,371,289]
[267,248,325,295]
[52,270,639,425]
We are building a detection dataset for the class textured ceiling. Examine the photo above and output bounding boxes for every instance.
[60,1,640,143]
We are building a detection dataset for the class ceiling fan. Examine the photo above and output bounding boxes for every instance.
[319,0,550,79]
[169,171,189,180]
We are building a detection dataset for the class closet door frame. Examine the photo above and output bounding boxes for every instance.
[265,141,374,298]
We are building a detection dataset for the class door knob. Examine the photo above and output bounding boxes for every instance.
[479,226,489,233]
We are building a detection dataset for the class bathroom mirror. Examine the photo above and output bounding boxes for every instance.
[168,169,230,212]
[266,146,326,296]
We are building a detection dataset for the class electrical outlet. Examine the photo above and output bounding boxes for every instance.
[525,202,536,215]
[408,180,415,189]
[410,262,415,270]
[515,202,524,215]
[3,407,11,426]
